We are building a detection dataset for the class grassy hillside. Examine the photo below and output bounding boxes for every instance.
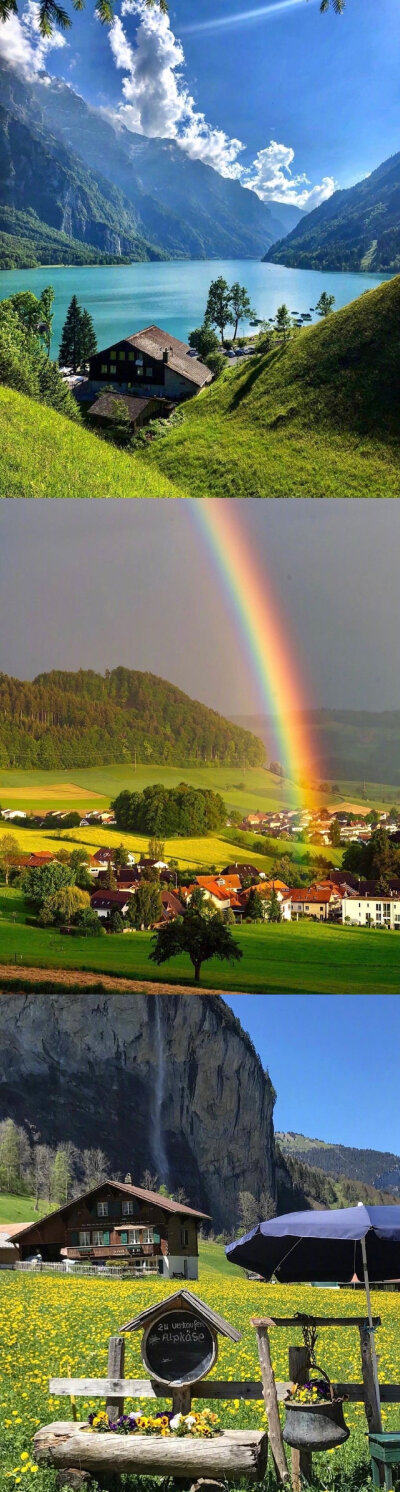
[0,762,326,815]
[148,276,400,498]
[276,1132,400,1190]
[0,386,182,498]
[0,209,137,270]
[0,888,398,993]
[0,1193,51,1223]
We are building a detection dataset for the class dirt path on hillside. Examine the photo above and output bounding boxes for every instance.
[0,964,226,995]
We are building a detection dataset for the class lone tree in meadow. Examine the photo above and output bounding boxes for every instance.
[150,901,242,984]
[59,295,97,373]
[316,291,336,318]
[230,283,256,340]
[274,304,292,344]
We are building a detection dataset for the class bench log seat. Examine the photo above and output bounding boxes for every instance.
[34,1423,268,1480]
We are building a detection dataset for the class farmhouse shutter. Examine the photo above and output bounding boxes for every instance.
[103,1231,110,1245]
[120,1231,128,1244]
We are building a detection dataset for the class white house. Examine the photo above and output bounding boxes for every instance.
[342,896,400,929]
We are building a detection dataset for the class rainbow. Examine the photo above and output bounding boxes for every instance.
[190,500,319,805]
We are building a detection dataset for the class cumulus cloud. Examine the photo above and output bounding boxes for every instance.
[108,0,335,208]
[0,0,66,80]
[242,140,336,208]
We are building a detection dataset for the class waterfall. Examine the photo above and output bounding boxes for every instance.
[151,996,169,1186]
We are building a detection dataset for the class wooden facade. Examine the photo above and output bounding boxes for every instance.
[15,1182,207,1279]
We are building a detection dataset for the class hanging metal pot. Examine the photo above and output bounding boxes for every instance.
[283,1398,350,1453]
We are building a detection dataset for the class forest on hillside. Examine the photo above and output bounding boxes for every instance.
[0,668,265,769]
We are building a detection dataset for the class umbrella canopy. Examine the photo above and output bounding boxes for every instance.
[226,1205,400,1283]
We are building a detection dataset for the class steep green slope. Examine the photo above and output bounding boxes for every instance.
[0,664,265,768]
[0,385,182,498]
[0,103,165,263]
[276,1147,399,1214]
[148,275,400,498]
[264,151,400,272]
[0,209,142,270]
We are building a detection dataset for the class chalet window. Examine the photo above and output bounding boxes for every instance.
[128,351,135,361]
[110,349,116,355]
[180,1227,189,1247]
[136,366,143,376]
[122,1200,135,1215]
[97,1201,109,1217]
[118,349,125,360]
[101,364,108,374]
[145,367,153,377]
[79,1231,90,1247]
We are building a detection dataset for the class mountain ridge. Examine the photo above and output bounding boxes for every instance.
[263,150,400,272]
[231,707,400,785]
[0,59,302,265]
[277,1131,400,1194]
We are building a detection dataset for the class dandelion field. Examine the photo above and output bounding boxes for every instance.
[2,1270,400,1492]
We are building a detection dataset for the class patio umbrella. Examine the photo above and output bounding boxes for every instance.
[226,1204,400,1429]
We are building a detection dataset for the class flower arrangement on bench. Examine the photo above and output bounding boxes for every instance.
[87,1409,221,1438]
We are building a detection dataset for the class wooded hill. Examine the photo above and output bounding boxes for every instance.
[277,1132,400,1195]
[0,60,299,268]
[264,151,400,273]
[0,667,265,769]
[276,1145,399,1213]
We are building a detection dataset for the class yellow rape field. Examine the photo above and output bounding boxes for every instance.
[2,1270,400,1491]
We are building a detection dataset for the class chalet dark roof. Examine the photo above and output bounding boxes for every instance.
[88,393,159,423]
[125,325,211,389]
[13,1180,210,1244]
[119,1289,241,1339]
[90,889,130,908]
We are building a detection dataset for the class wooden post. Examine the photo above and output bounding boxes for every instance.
[106,1336,125,1421]
[172,1386,192,1416]
[288,1347,312,1492]
[358,1324,381,1434]
[252,1319,289,1484]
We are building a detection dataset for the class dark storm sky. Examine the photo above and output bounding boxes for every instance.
[0,499,398,718]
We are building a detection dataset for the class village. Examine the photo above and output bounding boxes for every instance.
[2,797,400,932]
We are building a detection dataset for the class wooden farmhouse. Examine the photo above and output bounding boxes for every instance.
[13,1181,209,1279]
[89,325,212,402]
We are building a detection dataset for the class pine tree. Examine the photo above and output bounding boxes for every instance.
[80,308,97,366]
[51,1147,72,1205]
[59,297,97,373]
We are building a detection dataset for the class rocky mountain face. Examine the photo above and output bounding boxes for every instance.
[264,151,400,272]
[0,60,302,262]
[0,991,276,1231]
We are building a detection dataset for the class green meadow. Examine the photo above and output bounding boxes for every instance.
[0,887,399,994]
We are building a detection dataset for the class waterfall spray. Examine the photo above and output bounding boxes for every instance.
[151,996,169,1186]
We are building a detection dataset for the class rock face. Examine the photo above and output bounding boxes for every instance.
[0,992,275,1230]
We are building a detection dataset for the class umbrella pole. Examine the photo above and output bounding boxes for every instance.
[361,1235,382,1432]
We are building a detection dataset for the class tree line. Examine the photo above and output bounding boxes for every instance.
[0,1120,191,1210]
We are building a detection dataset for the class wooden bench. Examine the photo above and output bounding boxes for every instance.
[34,1422,268,1483]
[369,1434,400,1490]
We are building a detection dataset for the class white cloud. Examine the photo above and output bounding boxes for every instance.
[108,1,336,209]
[0,0,66,80]
[242,140,336,208]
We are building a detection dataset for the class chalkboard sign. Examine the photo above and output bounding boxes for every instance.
[142,1307,217,1386]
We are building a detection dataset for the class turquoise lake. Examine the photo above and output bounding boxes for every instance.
[0,257,392,358]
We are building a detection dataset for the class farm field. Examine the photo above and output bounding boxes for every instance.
[1,1266,400,1492]
[1,762,393,817]
[0,888,399,992]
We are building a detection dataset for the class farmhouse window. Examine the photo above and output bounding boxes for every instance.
[122,1200,135,1215]
[145,367,153,377]
[79,1231,90,1246]
[128,351,135,361]
[101,364,108,373]
[97,1201,109,1217]
[118,349,125,360]
[180,1227,189,1247]
[136,366,143,376]
[93,1230,109,1246]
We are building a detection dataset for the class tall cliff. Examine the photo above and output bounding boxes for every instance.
[0,992,275,1231]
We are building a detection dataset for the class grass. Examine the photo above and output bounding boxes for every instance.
[0,386,183,499]
[2,1271,400,1492]
[0,763,305,814]
[0,887,399,992]
[0,1194,52,1224]
[146,275,400,497]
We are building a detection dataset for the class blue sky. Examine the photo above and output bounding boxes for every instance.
[225,995,400,1155]
[2,0,399,210]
